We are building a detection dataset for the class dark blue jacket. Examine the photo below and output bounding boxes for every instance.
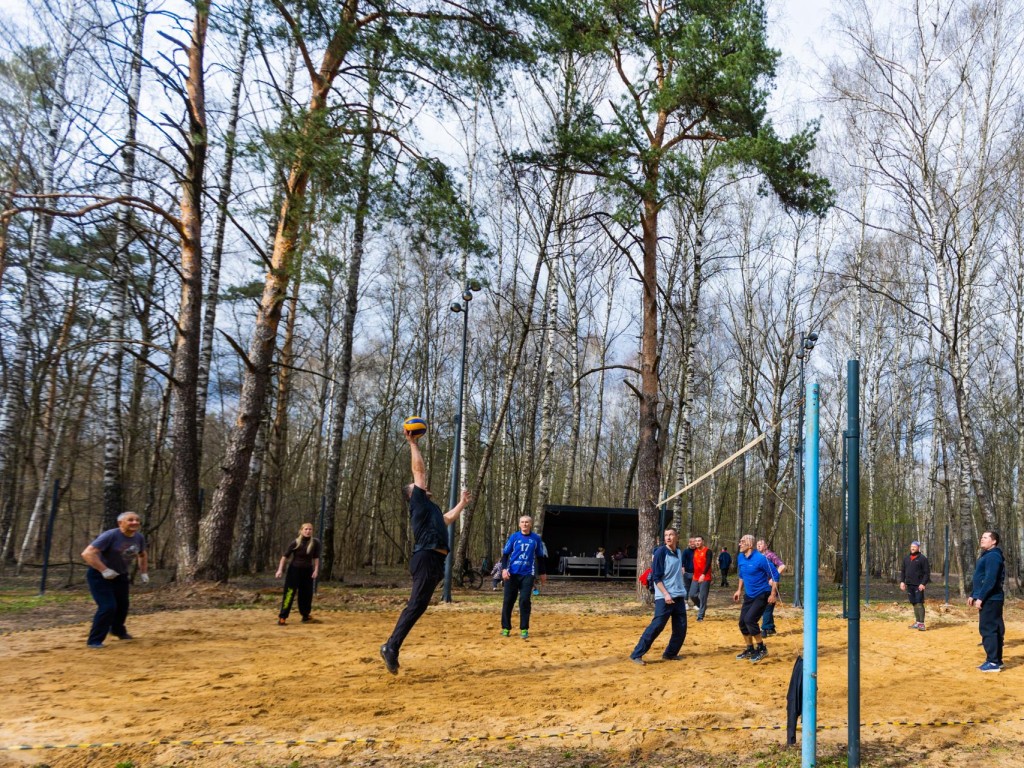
[681,546,695,575]
[718,550,732,571]
[970,547,1005,602]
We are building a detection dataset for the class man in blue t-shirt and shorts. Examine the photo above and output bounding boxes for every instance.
[81,511,150,648]
[733,534,779,663]
[381,431,472,675]
[500,515,547,639]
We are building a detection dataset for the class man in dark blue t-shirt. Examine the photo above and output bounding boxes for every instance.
[381,431,471,674]
[81,511,149,648]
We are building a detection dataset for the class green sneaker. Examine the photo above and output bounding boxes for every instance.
[520,629,528,639]
[500,629,510,637]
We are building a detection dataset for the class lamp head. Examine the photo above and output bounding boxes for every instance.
[451,302,463,313]
[462,290,473,303]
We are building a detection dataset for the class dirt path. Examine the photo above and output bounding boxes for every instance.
[2,582,1023,767]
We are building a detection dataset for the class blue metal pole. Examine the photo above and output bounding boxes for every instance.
[801,382,820,768]
[443,289,470,603]
[841,431,848,620]
[38,478,60,596]
[794,335,805,609]
[846,360,861,768]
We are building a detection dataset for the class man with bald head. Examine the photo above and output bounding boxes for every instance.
[899,540,930,631]
[733,534,778,663]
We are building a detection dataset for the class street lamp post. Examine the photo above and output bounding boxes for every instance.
[793,330,817,609]
[442,282,476,603]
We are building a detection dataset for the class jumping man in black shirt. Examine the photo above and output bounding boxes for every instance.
[380,430,472,674]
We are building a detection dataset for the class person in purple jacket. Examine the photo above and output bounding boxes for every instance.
[756,538,786,637]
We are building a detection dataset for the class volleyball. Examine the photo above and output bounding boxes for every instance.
[403,416,427,436]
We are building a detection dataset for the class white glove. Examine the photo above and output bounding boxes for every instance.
[101,568,119,580]
[140,573,150,584]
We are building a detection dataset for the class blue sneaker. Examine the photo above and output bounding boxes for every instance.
[979,661,1001,672]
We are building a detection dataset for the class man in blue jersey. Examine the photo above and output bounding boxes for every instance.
[733,534,779,663]
[500,515,547,639]
[381,431,472,674]
[629,527,687,665]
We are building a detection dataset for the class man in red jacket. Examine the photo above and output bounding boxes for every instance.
[688,535,713,621]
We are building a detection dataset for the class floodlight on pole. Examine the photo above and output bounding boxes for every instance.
[793,330,818,609]
[442,281,476,603]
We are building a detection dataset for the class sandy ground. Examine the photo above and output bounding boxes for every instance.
[2,580,1024,767]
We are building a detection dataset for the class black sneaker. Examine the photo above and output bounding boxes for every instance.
[114,633,134,640]
[661,654,682,661]
[761,629,775,637]
[380,644,399,675]
[736,647,755,659]
[749,646,768,663]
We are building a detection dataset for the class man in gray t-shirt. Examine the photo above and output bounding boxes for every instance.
[81,512,149,648]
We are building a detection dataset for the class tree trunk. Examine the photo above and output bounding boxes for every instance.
[635,193,663,596]
[102,0,147,530]
[586,263,615,505]
[169,3,209,581]
[0,0,76,559]
[533,255,559,531]
[320,80,377,580]
[257,268,302,571]
[559,246,582,506]
[196,0,253,457]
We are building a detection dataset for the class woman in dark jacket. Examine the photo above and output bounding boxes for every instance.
[275,523,321,625]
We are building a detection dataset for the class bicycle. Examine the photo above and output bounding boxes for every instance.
[458,560,483,590]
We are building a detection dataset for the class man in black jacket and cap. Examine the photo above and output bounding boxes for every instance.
[899,540,930,631]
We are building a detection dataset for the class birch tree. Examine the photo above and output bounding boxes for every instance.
[543,0,831,584]
[830,0,1024,585]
